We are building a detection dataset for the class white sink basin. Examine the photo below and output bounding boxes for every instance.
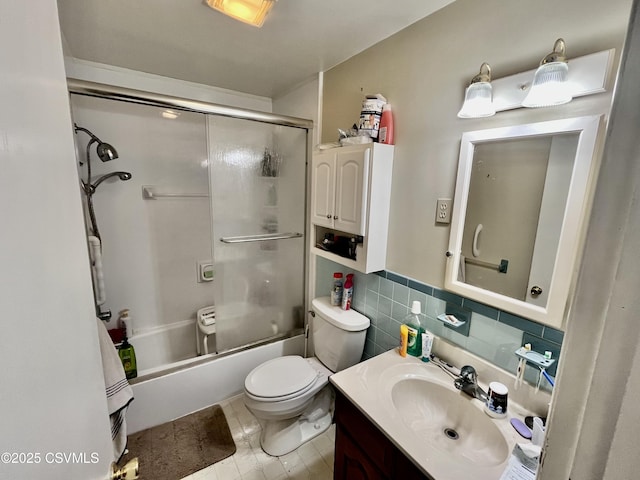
[331,350,532,480]
[390,377,510,467]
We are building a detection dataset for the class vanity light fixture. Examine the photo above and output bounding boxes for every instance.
[205,0,276,27]
[457,63,496,118]
[522,38,573,108]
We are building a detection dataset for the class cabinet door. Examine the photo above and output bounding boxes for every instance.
[311,151,336,228]
[335,147,370,236]
[334,425,387,480]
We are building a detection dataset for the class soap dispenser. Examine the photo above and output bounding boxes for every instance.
[118,337,137,380]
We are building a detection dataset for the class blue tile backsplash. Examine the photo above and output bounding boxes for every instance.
[315,257,563,389]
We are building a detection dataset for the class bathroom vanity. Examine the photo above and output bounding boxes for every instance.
[330,349,540,480]
[334,389,429,479]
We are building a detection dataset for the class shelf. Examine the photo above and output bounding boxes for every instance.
[312,246,363,270]
[436,313,466,328]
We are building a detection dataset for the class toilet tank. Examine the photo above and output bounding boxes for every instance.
[311,297,370,372]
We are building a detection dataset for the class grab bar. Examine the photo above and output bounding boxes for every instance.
[220,232,303,244]
[142,186,208,199]
[465,257,509,273]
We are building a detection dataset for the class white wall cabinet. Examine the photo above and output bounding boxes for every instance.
[310,143,394,273]
[311,147,370,235]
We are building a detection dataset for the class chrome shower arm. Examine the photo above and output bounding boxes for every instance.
[74,123,102,144]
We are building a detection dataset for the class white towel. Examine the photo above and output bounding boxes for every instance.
[96,318,134,462]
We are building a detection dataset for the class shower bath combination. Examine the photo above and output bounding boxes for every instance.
[74,123,131,241]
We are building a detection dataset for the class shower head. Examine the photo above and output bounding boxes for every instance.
[74,123,119,162]
[88,171,132,192]
[96,142,119,162]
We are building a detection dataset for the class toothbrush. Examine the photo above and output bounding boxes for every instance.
[541,368,555,387]
[515,357,525,390]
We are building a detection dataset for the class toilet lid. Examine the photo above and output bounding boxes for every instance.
[245,355,318,399]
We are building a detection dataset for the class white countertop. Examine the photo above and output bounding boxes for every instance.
[330,349,536,480]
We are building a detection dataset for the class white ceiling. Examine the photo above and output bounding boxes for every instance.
[57,0,455,98]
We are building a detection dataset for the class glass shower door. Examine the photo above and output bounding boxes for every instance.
[208,115,307,352]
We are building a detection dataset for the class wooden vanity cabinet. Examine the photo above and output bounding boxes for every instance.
[333,390,432,480]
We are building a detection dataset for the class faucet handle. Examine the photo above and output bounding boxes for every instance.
[459,365,478,384]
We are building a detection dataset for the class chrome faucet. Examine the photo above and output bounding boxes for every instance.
[454,365,488,402]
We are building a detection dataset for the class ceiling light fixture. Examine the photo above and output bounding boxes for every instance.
[457,63,496,118]
[205,0,276,27]
[522,38,573,108]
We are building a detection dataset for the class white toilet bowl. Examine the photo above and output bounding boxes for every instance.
[244,355,334,456]
[243,297,370,457]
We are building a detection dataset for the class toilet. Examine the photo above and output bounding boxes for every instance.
[243,296,370,456]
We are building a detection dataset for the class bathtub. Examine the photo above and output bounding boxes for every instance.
[129,319,198,375]
[126,334,305,433]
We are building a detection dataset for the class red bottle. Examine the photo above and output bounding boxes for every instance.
[379,103,394,145]
[341,273,354,310]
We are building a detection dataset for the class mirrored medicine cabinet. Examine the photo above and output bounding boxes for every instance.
[444,115,603,329]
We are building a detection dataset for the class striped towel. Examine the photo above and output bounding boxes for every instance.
[96,318,134,462]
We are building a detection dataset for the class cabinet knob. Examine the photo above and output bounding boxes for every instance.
[333,215,338,220]
[530,285,543,296]
[326,214,332,219]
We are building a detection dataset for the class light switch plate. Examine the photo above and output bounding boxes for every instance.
[436,198,452,224]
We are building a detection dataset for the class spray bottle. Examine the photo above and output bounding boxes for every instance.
[379,103,394,145]
[341,273,354,310]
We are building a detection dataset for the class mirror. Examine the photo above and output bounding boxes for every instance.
[445,115,603,328]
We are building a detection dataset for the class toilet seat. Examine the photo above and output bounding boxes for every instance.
[245,355,319,402]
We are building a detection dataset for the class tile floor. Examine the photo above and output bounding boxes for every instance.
[182,394,335,480]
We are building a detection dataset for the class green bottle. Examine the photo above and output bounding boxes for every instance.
[404,301,423,357]
[118,338,137,380]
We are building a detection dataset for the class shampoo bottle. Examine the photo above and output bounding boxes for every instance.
[404,301,423,357]
[118,337,137,380]
[341,273,354,310]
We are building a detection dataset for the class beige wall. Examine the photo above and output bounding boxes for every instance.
[322,0,632,287]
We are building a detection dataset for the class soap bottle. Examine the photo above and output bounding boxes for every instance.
[331,272,344,306]
[378,103,394,145]
[399,325,408,357]
[404,301,423,357]
[341,273,354,310]
[118,308,132,339]
[118,337,137,380]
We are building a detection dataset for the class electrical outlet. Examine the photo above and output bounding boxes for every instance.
[436,198,452,224]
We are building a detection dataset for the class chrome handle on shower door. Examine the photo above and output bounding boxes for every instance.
[219,232,303,243]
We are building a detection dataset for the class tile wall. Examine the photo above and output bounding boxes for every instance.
[315,257,563,388]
